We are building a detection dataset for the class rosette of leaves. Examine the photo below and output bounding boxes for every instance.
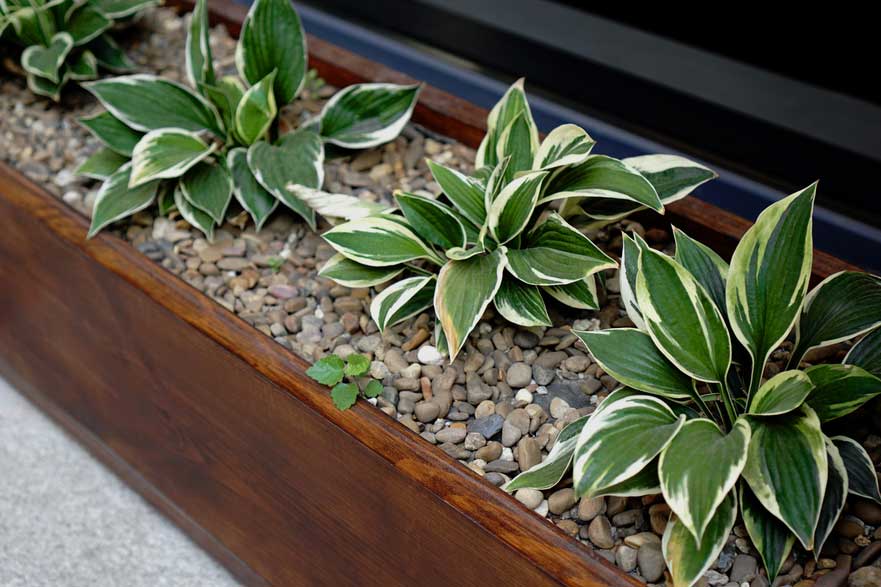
[305,353,383,410]
[0,0,153,100]
[319,79,715,360]
[506,183,881,587]
[76,0,419,239]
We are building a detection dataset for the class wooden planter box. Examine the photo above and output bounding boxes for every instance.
[0,2,859,586]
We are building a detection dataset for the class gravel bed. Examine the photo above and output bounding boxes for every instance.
[2,8,881,587]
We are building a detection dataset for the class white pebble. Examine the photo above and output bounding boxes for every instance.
[534,500,549,516]
[501,447,514,461]
[535,386,548,395]
[515,389,533,405]
[417,345,443,365]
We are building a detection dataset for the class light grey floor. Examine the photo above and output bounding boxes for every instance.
[0,376,242,587]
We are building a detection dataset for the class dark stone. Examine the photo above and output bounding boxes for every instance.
[466,414,504,439]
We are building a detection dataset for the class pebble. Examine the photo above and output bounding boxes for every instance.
[549,397,571,419]
[517,437,541,471]
[435,426,467,444]
[501,421,523,447]
[638,543,665,582]
[468,414,504,439]
[506,362,533,387]
[414,401,440,423]
[731,554,758,583]
[417,345,443,365]
[588,515,615,549]
[515,488,543,510]
[848,567,881,587]
[548,488,577,515]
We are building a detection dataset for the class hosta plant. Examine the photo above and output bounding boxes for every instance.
[305,353,383,410]
[0,0,153,100]
[77,0,419,238]
[506,184,881,587]
[320,79,715,359]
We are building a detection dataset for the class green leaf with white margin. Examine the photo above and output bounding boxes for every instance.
[248,130,324,228]
[88,163,158,237]
[426,159,486,228]
[543,277,599,310]
[534,124,595,170]
[21,31,71,83]
[573,394,686,498]
[305,355,344,386]
[507,212,616,286]
[494,274,550,327]
[180,160,233,224]
[157,183,176,216]
[495,112,537,183]
[130,128,216,187]
[27,70,65,101]
[475,78,538,169]
[89,0,157,19]
[575,328,694,400]
[740,484,794,583]
[832,436,881,503]
[75,147,127,180]
[445,243,485,261]
[618,232,646,329]
[435,248,507,360]
[201,77,245,136]
[394,191,466,250]
[319,83,420,149]
[236,0,306,104]
[227,147,276,230]
[663,490,737,587]
[90,34,135,72]
[845,326,881,378]
[370,276,435,332]
[742,405,827,550]
[748,370,813,416]
[323,215,442,267]
[186,0,214,91]
[173,183,214,240]
[542,154,663,213]
[805,363,881,422]
[318,254,403,288]
[637,247,732,383]
[594,458,662,498]
[65,3,110,45]
[792,272,881,366]
[235,70,277,145]
[78,111,143,156]
[727,183,816,394]
[287,185,391,221]
[83,75,223,135]
[484,155,511,209]
[659,418,750,543]
[814,437,848,556]
[67,50,98,81]
[673,227,729,318]
[504,415,588,492]
[487,170,546,243]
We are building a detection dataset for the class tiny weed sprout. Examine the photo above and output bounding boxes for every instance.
[0,0,155,100]
[319,79,715,359]
[306,353,383,410]
[76,0,419,238]
[506,184,881,587]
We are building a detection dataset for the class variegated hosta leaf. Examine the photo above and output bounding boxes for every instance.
[487,170,547,244]
[748,370,813,416]
[129,128,215,188]
[485,155,511,208]
[434,249,507,359]
[66,5,111,46]
[75,147,127,180]
[659,418,750,543]
[426,160,486,228]
[575,328,693,400]
[636,247,731,383]
[663,489,737,587]
[68,50,98,81]
[180,160,233,224]
[90,0,158,19]
[805,363,881,422]
[318,254,404,289]
[618,232,648,329]
[319,83,420,149]
[235,70,277,145]
[740,484,794,583]
[78,111,143,157]
[593,458,662,498]
[370,276,435,332]
[88,163,159,237]
[247,130,324,228]
[394,191,466,250]
[21,32,72,83]
[742,405,827,550]
[227,147,277,230]
[673,227,729,317]
[533,124,595,170]
[27,69,67,101]
[287,185,391,221]
[90,34,136,72]
[495,112,537,183]
[832,436,881,503]
[727,183,816,393]
[236,0,306,104]
[323,215,441,267]
[83,75,223,135]
[543,277,599,310]
[494,275,550,327]
[845,326,881,377]
[506,213,616,286]
[792,272,881,365]
[174,183,214,240]
[186,0,214,91]
[445,243,485,261]
[814,438,848,555]
[201,77,246,135]
[542,154,663,213]
[504,415,588,492]
[475,78,538,169]
[573,395,685,498]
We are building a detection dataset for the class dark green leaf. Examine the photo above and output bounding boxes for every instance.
[319,83,420,148]
[805,363,881,422]
[78,111,143,156]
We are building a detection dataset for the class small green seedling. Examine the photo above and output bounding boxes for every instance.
[306,353,383,410]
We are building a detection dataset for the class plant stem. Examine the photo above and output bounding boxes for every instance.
[716,380,738,430]
[745,356,764,407]
[688,383,713,421]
